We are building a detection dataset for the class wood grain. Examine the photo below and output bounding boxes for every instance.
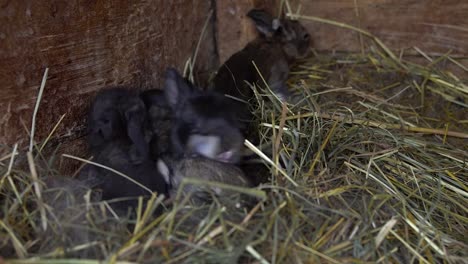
[0,0,215,149]
[293,0,468,55]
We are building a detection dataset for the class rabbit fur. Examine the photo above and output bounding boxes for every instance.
[211,9,311,132]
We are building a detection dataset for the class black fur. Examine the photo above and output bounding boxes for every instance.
[211,9,311,135]
[140,89,173,159]
[84,87,168,213]
[143,68,245,164]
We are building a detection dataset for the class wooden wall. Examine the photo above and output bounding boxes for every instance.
[1,0,466,161]
[216,0,468,62]
[297,0,467,56]
[0,0,216,153]
[215,0,276,64]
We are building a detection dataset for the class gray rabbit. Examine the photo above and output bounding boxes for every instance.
[157,154,252,205]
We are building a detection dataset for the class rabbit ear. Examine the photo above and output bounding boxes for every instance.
[122,98,149,160]
[126,118,149,161]
[164,68,193,109]
[247,9,280,37]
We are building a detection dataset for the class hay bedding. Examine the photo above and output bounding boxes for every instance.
[1,11,467,264]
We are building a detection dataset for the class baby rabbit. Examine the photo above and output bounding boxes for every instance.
[83,88,169,213]
[211,9,311,129]
[91,138,169,211]
[157,154,252,205]
[87,88,149,163]
[142,68,245,164]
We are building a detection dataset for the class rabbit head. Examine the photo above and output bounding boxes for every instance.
[164,68,245,164]
[247,9,311,60]
[87,89,126,149]
[87,88,149,162]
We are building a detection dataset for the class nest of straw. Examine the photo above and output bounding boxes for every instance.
[1,12,467,264]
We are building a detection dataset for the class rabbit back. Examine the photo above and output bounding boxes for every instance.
[158,157,252,204]
[92,138,169,211]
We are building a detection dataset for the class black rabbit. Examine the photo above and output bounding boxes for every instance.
[209,9,311,186]
[87,88,149,163]
[140,88,173,159]
[83,88,169,213]
[211,9,311,132]
[89,138,169,212]
[142,68,245,164]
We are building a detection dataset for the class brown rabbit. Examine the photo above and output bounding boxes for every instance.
[211,9,311,130]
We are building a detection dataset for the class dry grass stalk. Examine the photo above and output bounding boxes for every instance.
[1,6,467,263]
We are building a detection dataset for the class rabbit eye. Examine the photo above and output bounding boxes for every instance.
[303,33,310,40]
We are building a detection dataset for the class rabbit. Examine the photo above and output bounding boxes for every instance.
[86,87,149,164]
[140,88,173,159]
[156,156,258,241]
[157,155,253,206]
[210,8,311,132]
[88,138,170,213]
[142,68,245,164]
[83,87,169,213]
[208,9,311,186]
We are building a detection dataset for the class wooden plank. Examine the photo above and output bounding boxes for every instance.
[215,0,275,64]
[294,0,468,56]
[216,0,468,62]
[0,0,215,149]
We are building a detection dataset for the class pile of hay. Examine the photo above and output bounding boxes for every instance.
[1,13,467,264]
